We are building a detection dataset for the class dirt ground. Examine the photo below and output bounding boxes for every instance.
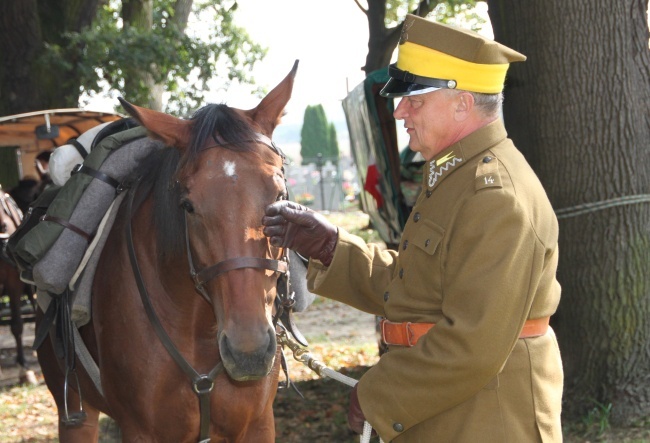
[0,211,648,442]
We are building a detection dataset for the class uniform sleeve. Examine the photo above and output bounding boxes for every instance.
[306,229,398,316]
[358,189,548,440]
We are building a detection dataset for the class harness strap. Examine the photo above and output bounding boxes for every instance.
[126,184,223,442]
[71,164,120,189]
[195,257,288,287]
[41,215,93,242]
[67,138,89,159]
[380,317,551,347]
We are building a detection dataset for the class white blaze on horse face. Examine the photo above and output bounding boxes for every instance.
[223,160,237,178]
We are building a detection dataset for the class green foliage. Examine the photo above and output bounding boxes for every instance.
[300,104,339,165]
[327,123,339,162]
[384,0,484,31]
[41,0,266,116]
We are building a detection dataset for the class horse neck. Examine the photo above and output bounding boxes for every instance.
[129,196,217,332]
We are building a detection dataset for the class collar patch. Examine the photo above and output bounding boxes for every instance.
[428,151,463,188]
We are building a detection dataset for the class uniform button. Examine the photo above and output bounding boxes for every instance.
[402,240,408,250]
[413,212,421,222]
[383,291,389,302]
[483,156,493,163]
[426,190,432,197]
[425,239,430,247]
[399,268,404,279]
[393,423,404,432]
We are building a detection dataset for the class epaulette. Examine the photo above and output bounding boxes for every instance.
[475,154,503,191]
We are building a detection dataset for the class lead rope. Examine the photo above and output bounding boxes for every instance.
[277,329,384,443]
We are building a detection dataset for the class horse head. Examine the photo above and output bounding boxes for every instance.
[118,61,298,381]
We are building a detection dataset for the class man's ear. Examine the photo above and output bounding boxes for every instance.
[454,91,474,122]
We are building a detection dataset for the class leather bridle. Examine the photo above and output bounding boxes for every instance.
[126,132,290,443]
[187,131,290,305]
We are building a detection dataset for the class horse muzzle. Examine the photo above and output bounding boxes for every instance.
[218,326,277,381]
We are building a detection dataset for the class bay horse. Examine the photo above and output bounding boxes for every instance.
[0,188,37,384]
[38,61,300,442]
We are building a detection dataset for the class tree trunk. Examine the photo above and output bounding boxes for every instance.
[487,0,650,425]
[0,0,99,115]
[362,0,441,75]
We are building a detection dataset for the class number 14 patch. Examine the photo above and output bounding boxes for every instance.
[475,155,503,190]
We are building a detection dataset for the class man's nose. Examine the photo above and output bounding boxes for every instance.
[393,98,408,120]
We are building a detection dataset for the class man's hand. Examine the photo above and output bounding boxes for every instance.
[262,201,338,266]
[348,384,371,435]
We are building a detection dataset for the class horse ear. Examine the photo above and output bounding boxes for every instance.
[246,60,299,136]
[118,98,192,150]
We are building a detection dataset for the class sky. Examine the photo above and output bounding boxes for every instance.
[205,0,371,127]
[85,1,492,159]
[87,1,369,125]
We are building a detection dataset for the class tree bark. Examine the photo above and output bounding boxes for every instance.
[0,0,99,115]
[362,0,441,75]
[487,0,650,425]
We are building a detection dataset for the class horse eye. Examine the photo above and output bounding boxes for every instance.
[180,199,194,213]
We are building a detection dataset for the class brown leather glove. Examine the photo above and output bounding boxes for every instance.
[262,201,338,266]
[348,384,372,435]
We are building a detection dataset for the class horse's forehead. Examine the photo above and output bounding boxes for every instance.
[187,149,284,196]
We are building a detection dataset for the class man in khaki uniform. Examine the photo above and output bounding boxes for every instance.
[263,14,563,442]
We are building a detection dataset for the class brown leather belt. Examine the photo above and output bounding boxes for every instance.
[380,316,550,347]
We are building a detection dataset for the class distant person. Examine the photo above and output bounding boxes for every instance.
[34,150,53,186]
[8,150,53,213]
[262,15,563,442]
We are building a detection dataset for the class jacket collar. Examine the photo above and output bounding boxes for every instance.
[425,119,507,190]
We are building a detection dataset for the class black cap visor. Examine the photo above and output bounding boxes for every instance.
[380,64,456,97]
[379,78,440,97]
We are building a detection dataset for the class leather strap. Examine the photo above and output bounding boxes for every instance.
[71,164,120,189]
[195,257,288,287]
[380,316,551,347]
[41,215,93,242]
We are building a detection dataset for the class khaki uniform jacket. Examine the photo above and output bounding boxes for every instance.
[306,120,563,442]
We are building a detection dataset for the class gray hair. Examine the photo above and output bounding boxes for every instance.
[468,91,503,117]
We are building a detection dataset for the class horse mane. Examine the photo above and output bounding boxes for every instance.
[132,103,259,266]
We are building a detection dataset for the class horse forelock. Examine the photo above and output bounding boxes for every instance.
[138,104,264,266]
[177,104,259,176]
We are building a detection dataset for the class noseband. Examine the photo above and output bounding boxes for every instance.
[186,218,288,305]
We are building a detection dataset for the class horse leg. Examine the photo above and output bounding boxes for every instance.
[37,332,101,443]
[7,289,25,367]
[6,276,38,384]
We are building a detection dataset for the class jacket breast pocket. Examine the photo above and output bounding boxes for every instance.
[412,220,444,256]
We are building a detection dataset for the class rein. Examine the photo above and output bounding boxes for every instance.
[126,183,224,443]
[125,132,291,442]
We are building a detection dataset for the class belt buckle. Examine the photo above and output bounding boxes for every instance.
[405,322,416,347]
[380,319,390,345]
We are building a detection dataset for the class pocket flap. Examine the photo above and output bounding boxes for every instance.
[413,220,444,255]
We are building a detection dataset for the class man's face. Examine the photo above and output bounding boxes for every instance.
[393,89,460,161]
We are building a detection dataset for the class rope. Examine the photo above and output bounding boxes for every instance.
[554,194,650,219]
[277,329,384,443]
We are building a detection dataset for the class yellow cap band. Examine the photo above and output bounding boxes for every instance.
[397,41,510,94]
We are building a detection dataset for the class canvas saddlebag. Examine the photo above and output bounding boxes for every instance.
[6,118,158,295]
